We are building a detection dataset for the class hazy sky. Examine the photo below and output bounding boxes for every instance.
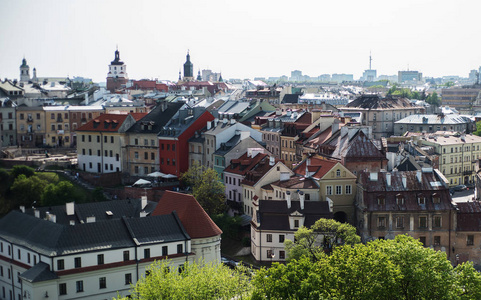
[1,0,480,82]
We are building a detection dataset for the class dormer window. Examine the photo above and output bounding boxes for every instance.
[377,195,385,205]
[396,194,404,205]
[432,193,440,204]
[418,194,426,205]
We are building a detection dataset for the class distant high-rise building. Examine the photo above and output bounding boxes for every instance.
[106,48,128,92]
[290,70,302,81]
[398,70,423,83]
[19,58,30,83]
[361,52,377,82]
[332,74,353,83]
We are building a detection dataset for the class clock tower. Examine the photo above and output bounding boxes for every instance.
[106,48,128,92]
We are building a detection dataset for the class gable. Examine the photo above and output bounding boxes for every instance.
[320,162,357,180]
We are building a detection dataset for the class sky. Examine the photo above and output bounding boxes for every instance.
[1,0,481,83]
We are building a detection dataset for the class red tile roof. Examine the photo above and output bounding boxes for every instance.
[294,155,339,179]
[76,113,146,132]
[224,152,269,176]
[152,191,222,239]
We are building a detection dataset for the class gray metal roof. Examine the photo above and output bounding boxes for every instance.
[395,114,472,125]
[20,262,58,283]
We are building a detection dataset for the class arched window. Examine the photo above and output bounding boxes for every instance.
[336,169,341,177]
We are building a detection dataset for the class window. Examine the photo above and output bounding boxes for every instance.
[111,136,114,143]
[88,149,92,155]
[57,259,64,270]
[432,194,440,204]
[336,169,341,177]
[396,194,404,205]
[345,185,352,195]
[88,135,91,142]
[467,235,474,246]
[335,185,342,195]
[76,280,84,292]
[51,113,55,120]
[161,144,164,150]
[97,254,104,265]
[177,244,183,254]
[279,235,285,243]
[418,195,425,205]
[172,144,176,151]
[167,144,170,150]
[434,236,441,246]
[99,277,107,289]
[144,248,150,259]
[17,249,21,259]
[97,135,100,143]
[135,152,139,159]
[144,139,148,145]
[151,139,155,146]
[125,273,132,285]
[162,246,168,256]
[144,152,148,160]
[59,283,67,295]
[27,253,30,264]
[378,217,386,228]
[294,220,299,228]
[109,150,113,157]
[123,251,130,261]
[151,152,155,160]
[74,257,82,268]
[305,193,310,200]
[279,251,285,260]
[326,186,333,195]
[267,234,272,242]
[104,136,107,143]
[433,216,442,228]
[396,216,404,228]
[377,196,385,205]
[419,216,427,228]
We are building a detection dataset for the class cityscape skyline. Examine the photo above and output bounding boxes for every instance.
[1,0,480,83]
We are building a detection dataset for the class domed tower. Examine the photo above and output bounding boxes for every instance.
[196,70,202,81]
[106,47,128,92]
[183,50,194,81]
[20,58,30,83]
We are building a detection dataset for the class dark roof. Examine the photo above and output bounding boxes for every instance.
[358,170,453,212]
[268,177,319,190]
[327,129,386,161]
[157,107,212,139]
[282,94,300,104]
[345,94,415,109]
[257,200,331,230]
[152,191,222,239]
[0,210,189,256]
[456,202,481,231]
[225,152,269,176]
[127,102,184,134]
[20,262,58,283]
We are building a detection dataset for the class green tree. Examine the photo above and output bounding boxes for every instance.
[91,187,108,202]
[41,181,82,206]
[10,165,35,179]
[116,260,252,300]
[285,218,360,262]
[10,174,48,207]
[426,91,441,106]
[252,235,481,300]
[181,162,226,216]
[473,121,481,136]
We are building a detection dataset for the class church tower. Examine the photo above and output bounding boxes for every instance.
[20,58,30,83]
[183,51,194,81]
[106,47,128,92]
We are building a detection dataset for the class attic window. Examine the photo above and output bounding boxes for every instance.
[336,169,341,177]
[377,195,385,205]
[418,195,426,205]
[106,211,113,216]
[396,194,404,205]
[432,193,440,204]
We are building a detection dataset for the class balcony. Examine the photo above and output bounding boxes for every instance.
[463,170,472,176]
[27,117,33,123]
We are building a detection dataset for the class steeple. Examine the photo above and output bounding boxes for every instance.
[106,47,128,92]
[218,73,223,82]
[19,57,30,83]
[183,50,194,80]
[197,70,202,81]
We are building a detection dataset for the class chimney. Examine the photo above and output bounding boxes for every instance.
[84,92,89,105]
[286,191,291,208]
[46,213,56,223]
[66,202,75,216]
[280,172,290,181]
[223,118,227,124]
[269,156,275,166]
[386,173,391,187]
[370,172,378,181]
[34,210,40,218]
[86,216,96,223]
[402,175,407,188]
[141,196,148,210]
[207,121,211,130]
[140,211,148,218]
[299,191,305,210]
[19,206,25,213]
[332,119,340,133]
[214,118,219,127]
[416,170,422,183]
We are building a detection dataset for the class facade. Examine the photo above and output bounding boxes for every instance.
[157,107,214,177]
[125,102,184,178]
[294,155,357,224]
[67,106,104,147]
[398,70,423,83]
[106,49,128,92]
[0,200,193,300]
[455,202,481,265]
[251,198,331,262]
[43,106,72,148]
[419,132,481,186]
[394,114,474,136]
[441,88,481,113]
[16,106,45,148]
[356,169,457,262]
[0,99,17,147]
[76,113,145,174]
[340,95,425,139]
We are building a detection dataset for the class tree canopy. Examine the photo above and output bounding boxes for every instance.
[181,162,226,216]
[252,235,481,300]
[10,174,48,207]
[41,181,82,206]
[285,218,360,262]
[116,260,252,300]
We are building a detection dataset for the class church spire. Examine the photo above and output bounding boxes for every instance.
[197,70,202,81]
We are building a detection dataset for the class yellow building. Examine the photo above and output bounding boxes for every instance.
[44,106,71,147]
[16,106,46,147]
